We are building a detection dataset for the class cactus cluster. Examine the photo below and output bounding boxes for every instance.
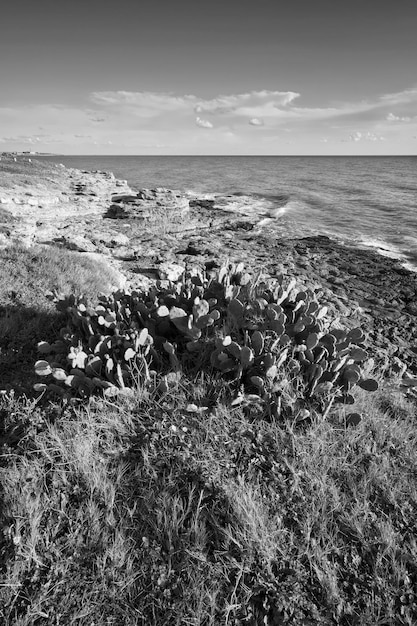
[34,262,378,421]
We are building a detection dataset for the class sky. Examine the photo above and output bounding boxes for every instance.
[0,0,416,155]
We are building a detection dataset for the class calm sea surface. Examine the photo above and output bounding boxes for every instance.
[36,156,417,268]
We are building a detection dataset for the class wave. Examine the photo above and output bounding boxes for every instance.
[358,237,406,260]
[186,188,303,220]
[255,199,307,229]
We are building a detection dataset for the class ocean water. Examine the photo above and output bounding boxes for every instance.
[36,155,417,268]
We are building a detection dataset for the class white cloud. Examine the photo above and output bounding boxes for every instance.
[0,134,65,144]
[349,131,385,142]
[386,112,412,122]
[0,135,37,144]
[195,117,213,129]
[195,90,300,115]
[2,86,417,154]
[88,87,417,127]
[380,88,417,105]
[91,90,195,111]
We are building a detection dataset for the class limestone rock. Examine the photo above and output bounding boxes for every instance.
[61,235,97,253]
[189,199,215,210]
[106,188,190,221]
[111,194,140,204]
[157,262,185,282]
[93,232,130,248]
[0,232,10,247]
[405,301,417,315]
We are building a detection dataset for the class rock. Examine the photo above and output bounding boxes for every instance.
[157,262,185,282]
[106,204,130,219]
[111,247,138,260]
[177,242,203,256]
[0,232,10,247]
[106,188,190,223]
[93,232,130,248]
[111,194,140,203]
[405,302,417,316]
[60,235,97,253]
[189,199,215,210]
[137,190,157,200]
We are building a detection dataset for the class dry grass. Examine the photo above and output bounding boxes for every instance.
[1,243,417,624]
[0,244,122,392]
[1,374,417,625]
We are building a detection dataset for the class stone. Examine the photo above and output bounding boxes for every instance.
[177,242,203,256]
[106,188,190,223]
[61,235,97,253]
[189,199,215,210]
[157,262,185,282]
[0,232,10,247]
[111,194,140,203]
[405,302,417,316]
[93,232,130,248]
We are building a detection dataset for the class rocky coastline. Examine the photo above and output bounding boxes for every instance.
[1,154,416,380]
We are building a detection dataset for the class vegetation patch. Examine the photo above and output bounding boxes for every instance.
[33,262,377,425]
[0,245,122,391]
[1,258,417,625]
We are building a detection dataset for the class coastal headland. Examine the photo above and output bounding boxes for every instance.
[2,154,417,624]
[1,154,416,382]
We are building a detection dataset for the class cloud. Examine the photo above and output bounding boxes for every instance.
[249,118,264,126]
[2,86,417,154]
[386,112,412,122]
[87,87,417,128]
[380,88,417,105]
[0,135,38,144]
[349,131,385,142]
[0,134,67,145]
[195,117,213,129]
[90,89,301,124]
[91,91,196,118]
[195,90,299,116]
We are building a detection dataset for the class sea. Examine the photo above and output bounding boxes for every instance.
[35,155,417,270]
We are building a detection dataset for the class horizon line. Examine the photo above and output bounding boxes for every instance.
[25,153,417,158]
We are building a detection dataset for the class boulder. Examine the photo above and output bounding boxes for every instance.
[157,262,185,282]
[189,199,215,210]
[106,188,190,222]
[93,232,130,248]
[0,232,10,247]
[61,235,97,253]
[111,194,140,203]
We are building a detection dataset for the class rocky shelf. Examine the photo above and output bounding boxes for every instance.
[1,154,416,378]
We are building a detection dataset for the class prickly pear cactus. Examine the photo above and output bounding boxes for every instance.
[35,261,378,421]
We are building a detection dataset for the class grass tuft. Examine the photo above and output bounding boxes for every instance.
[0,245,122,392]
[1,378,417,624]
